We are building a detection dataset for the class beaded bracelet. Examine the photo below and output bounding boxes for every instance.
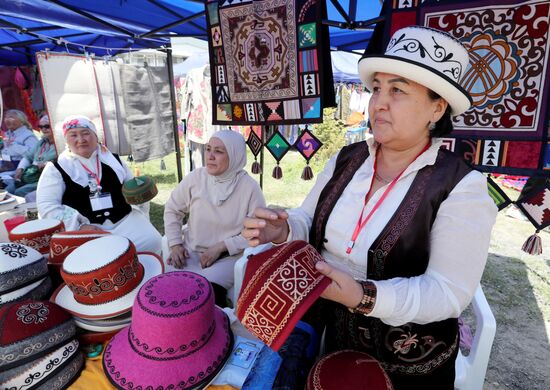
[348,280,377,315]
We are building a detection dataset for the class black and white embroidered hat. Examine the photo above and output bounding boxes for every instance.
[358,26,473,115]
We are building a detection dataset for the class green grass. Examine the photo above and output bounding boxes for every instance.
[132,150,322,234]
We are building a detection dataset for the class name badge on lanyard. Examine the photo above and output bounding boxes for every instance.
[1,151,11,161]
[90,192,113,211]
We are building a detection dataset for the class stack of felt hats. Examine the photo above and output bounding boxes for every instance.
[122,175,158,205]
[0,300,84,388]
[51,234,164,340]
[103,271,234,389]
[0,242,51,307]
[8,218,65,255]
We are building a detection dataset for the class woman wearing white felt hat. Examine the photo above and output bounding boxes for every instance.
[36,115,162,254]
[243,26,497,389]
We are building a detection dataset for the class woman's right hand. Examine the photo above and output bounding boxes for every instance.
[168,244,189,269]
[242,207,289,247]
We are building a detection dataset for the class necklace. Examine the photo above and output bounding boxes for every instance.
[374,171,391,184]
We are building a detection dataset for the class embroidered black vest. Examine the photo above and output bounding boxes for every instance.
[309,141,473,389]
[53,155,131,225]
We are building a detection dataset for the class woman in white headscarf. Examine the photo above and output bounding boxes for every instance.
[164,130,265,304]
[37,115,162,254]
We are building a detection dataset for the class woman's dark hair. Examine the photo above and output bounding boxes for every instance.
[427,90,453,137]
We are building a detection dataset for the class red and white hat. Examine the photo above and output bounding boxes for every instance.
[9,219,65,255]
[51,235,164,319]
[49,229,110,266]
[236,240,330,351]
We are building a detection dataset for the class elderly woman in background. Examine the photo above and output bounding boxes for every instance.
[37,115,161,254]
[164,130,265,306]
[0,109,38,174]
[5,115,56,197]
[243,26,497,388]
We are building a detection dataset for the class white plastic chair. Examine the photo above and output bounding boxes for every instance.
[454,285,496,390]
[233,246,496,390]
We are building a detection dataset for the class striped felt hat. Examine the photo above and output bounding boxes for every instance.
[0,242,49,307]
[0,300,76,371]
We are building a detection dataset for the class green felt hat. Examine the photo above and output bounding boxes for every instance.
[122,176,158,205]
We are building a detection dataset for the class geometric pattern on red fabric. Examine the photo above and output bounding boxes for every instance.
[206,0,327,125]
[306,350,394,390]
[516,183,550,230]
[236,240,330,351]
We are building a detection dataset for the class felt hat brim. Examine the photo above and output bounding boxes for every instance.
[358,54,473,116]
[51,253,163,319]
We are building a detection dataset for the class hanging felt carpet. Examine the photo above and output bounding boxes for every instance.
[205,0,334,125]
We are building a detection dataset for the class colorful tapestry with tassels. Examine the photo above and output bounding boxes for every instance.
[295,127,322,180]
[367,0,550,178]
[205,0,334,125]
[265,128,291,179]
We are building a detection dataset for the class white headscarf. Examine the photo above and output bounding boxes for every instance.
[207,130,247,206]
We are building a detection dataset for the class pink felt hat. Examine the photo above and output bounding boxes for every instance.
[236,240,330,351]
[103,271,234,389]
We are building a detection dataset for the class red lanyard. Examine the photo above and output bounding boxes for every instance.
[346,142,431,255]
[79,155,101,188]
[37,141,49,159]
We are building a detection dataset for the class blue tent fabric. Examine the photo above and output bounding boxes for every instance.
[0,0,382,65]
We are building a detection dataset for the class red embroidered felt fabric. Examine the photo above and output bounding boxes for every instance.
[236,240,330,351]
[307,350,393,390]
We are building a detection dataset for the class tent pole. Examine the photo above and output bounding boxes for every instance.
[260,126,265,190]
[165,43,183,182]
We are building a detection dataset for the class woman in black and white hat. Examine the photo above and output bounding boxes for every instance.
[243,26,497,388]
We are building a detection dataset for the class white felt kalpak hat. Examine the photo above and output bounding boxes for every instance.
[358,26,473,115]
[51,235,164,319]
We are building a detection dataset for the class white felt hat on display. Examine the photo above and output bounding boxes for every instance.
[358,26,473,115]
[51,235,164,319]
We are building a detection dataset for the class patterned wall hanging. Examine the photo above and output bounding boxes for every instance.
[265,129,291,179]
[294,126,322,180]
[422,0,550,177]
[246,127,263,174]
[487,176,512,211]
[205,0,334,126]
[365,0,550,178]
[515,181,550,254]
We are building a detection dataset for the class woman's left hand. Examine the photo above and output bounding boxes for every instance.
[315,261,364,309]
[200,242,226,269]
